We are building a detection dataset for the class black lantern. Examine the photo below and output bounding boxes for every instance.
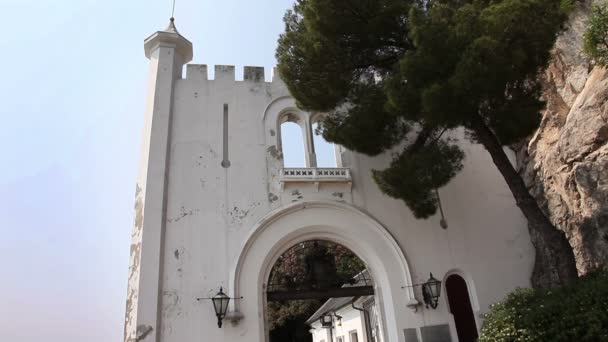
[334,313,343,327]
[212,287,231,328]
[320,314,333,328]
[422,273,441,309]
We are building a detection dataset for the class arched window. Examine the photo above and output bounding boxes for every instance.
[312,122,338,167]
[277,111,343,169]
[280,121,306,167]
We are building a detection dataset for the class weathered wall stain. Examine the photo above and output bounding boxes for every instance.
[284,112,299,123]
[162,290,180,317]
[136,325,153,341]
[267,145,283,160]
[291,189,303,200]
[161,289,181,337]
[229,202,262,225]
[268,192,279,203]
[249,82,263,94]
[134,185,144,231]
[168,206,201,223]
[124,184,144,342]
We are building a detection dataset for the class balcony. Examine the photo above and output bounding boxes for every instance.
[279,167,352,191]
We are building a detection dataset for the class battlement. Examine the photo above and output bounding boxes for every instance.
[185,64,281,83]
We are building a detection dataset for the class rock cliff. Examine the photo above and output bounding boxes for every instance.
[518,0,608,274]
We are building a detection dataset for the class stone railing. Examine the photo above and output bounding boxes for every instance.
[279,167,352,191]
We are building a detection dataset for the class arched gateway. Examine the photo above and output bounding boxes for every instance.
[231,201,417,342]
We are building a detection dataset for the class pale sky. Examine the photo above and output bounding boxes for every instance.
[0,0,306,341]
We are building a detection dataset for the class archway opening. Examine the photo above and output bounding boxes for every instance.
[311,122,337,167]
[265,240,382,342]
[445,274,478,342]
[281,121,306,167]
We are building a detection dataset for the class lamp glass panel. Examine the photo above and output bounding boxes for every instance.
[426,274,441,298]
[432,281,441,298]
[212,297,222,314]
[220,296,230,315]
[212,290,230,316]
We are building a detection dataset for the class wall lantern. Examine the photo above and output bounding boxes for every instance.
[422,273,442,309]
[320,314,333,328]
[212,287,231,327]
[197,287,242,328]
[334,313,343,327]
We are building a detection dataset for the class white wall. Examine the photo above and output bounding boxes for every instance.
[128,48,535,342]
[333,304,368,342]
[309,297,382,342]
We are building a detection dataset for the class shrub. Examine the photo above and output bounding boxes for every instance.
[479,270,608,342]
[584,3,608,66]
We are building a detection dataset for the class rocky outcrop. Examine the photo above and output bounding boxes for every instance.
[518,0,608,274]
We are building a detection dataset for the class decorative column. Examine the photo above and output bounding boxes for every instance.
[124,18,192,342]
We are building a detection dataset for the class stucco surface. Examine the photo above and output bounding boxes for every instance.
[127,25,535,342]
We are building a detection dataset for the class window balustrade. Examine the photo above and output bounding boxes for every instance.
[279,167,352,191]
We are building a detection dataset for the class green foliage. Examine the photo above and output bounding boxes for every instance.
[319,82,407,155]
[276,0,570,218]
[277,0,413,111]
[373,141,464,218]
[266,241,365,336]
[479,270,608,342]
[268,241,365,291]
[584,3,608,66]
[267,300,321,331]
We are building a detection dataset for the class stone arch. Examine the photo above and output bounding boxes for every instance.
[262,95,295,122]
[230,200,417,342]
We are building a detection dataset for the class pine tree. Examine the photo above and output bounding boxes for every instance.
[277,0,578,288]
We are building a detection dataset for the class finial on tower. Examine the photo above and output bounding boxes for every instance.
[162,0,178,33]
[165,17,179,34]
[165,0,179,33]
[144,0,192,63]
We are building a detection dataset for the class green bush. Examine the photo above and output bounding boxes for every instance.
[584,3,608,66]
[479,271,608,342]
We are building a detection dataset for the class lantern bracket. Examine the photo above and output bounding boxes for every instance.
[401,272,442,311]
[196,296,244,300]
[197,287,244,328]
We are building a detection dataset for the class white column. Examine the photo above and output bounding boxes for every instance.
[303,114,317,167]
[124,22,192,342]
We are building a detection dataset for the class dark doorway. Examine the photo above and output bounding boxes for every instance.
[445,274,478,342]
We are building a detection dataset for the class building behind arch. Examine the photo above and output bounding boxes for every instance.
[125,19,535,342]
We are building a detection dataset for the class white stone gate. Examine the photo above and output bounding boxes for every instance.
[125,19,535,342]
